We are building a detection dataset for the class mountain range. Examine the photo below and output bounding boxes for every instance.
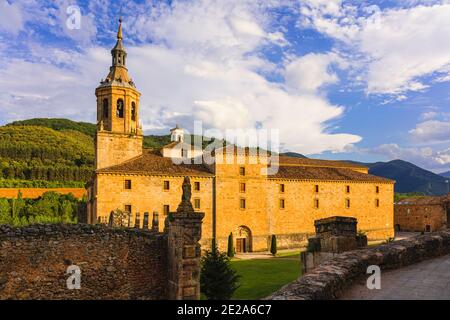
[1,118,449,195]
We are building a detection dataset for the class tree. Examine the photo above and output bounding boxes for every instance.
[227,232,234,258]
[200,243,240,300]
[270,234,277,256]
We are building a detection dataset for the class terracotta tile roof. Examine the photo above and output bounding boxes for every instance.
[396,195,449,205]
[212,147,366,169]
[97,150,213,177]
[276,156,367,169]
[270,165,394,183]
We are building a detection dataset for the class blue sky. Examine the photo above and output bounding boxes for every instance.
[0,0,449,172]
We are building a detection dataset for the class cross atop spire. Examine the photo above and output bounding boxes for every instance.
[117,17,123,40]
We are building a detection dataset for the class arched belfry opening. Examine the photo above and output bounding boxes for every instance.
[235,226,252,253]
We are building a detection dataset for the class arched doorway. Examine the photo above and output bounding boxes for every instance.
[235,226,252,253]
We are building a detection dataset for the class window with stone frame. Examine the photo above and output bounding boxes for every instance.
[279,198,285,209]
[239,166,245,176]
[239,182,246,193]
[345,198,351,208]
[314,198,319,209]
[163,180,170,190]
[163,205,170,215]
[116,99,124,118]
[131,102,136,121]
[124,179,132,189]
[376,186,380,194]
[346,185,350,193]
[315,185,319,193]
[375,199,380,207]
[280,184,285,193]
[194,198,201,209]
[103,99,108,118]
[240,198,246,209]
[124,204,132,214]
[194,181,200,191]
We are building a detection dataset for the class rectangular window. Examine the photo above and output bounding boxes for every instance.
[279,199,285,209]
[194,198,201,209]
[376,186,380,193]
[314,198,319,209]
[124,179,132,190]
[280,184,285,193]
[315,185,319,193]
[181,149,188,158]
[239,167,245,176]
[124,205,132,213]
[345,198,350,208]
[240,198,246,209]
[375,199,380,207]
[194,181,200,191]
[163,205,170,215]
[239,182,246,193]
[346,185,350,193]
[164,180,170,190]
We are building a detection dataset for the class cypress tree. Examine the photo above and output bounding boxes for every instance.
[270,234,277,256]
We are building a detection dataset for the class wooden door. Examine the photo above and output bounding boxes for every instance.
[236,238,246,253]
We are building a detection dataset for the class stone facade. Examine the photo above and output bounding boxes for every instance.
[87,20,396,254]
[267,230,450,300]
[395,195,449,232]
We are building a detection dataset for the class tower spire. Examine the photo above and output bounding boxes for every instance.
[117,17,123,40]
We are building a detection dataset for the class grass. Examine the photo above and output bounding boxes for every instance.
[230,256,302,300]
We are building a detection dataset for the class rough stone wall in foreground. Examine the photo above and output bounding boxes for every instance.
[0,224,167,299]
[267,230,450,300]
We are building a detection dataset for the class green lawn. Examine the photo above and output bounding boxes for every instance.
[230,256,302,300]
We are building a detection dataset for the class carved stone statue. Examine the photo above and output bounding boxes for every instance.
[177,176,194,212]
[182,176,191,202]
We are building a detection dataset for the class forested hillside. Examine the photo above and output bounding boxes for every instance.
[0,125,94,187]
[7,118,97,137]
[0,118,206,188]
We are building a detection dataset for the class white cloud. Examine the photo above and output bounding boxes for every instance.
[284,52,347,94]
[0,0,361,155]
[420,111,438,120]
[0,0,24,35]
[299,1,450,96]
[409,120,450,143]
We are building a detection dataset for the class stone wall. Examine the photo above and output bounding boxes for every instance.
[267,230,450,300]
[395,203,448,232]
[0,206,204,300]
[0,224,167,299]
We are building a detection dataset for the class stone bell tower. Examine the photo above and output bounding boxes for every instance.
[95,18,143,170]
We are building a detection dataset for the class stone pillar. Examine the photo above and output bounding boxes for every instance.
[143,212,149,230]
[152,211,159,232]
[167,177,204,300]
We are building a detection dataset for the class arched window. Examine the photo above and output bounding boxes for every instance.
[131,102,136,121]
[102,99,108,118]
[116,99,124,118]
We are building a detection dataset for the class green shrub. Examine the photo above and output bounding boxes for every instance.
[200,243,240,300]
